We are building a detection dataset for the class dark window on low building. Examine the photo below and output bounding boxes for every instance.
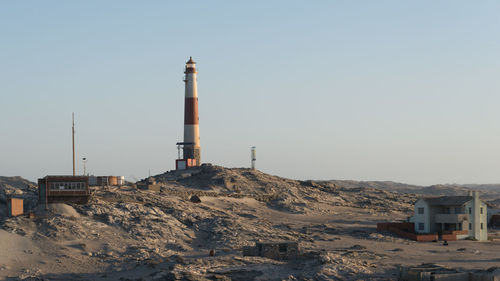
[418,207,424,214]
[481,223,483,230]
[469,207,472,214]
[279,243,287,253]
[480,207,483,214]
[469,223,472,230]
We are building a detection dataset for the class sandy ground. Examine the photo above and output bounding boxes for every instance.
[0,229,40,272]
[2,197,498,280]
[202,197,500,273]
[1,166,499,280]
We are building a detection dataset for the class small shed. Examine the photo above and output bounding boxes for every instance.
[96,176,108,186]
[243,241,300,260]
[108,176,118,186]
[7,198,23,217]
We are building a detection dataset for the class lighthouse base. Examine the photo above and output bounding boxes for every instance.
[176,159,197,170]
[183,146,201,166]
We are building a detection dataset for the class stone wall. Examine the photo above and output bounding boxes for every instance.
[399,265,500,281]
[242,241,300,260]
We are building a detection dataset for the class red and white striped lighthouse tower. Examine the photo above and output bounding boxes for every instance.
[182,56,201,165]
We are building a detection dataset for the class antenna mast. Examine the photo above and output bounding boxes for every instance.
[72,112,75,176]
[251,146,256,170]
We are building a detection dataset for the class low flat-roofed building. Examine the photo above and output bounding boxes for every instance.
[38,175,90,205]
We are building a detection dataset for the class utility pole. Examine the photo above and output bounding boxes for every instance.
[72,112,75,176]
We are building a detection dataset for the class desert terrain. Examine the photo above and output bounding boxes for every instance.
[1,165,500,281]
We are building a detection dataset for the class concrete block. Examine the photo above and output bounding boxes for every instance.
[433,272,469,281]
[242,246,258,256]
[471,272,495,281]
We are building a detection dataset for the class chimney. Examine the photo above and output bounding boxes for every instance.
[473,190,479,199]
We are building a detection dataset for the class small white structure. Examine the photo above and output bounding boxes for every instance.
[117,176,125,186]
[413,191,487,241]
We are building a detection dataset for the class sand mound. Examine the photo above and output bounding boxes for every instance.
[47,203,80,218]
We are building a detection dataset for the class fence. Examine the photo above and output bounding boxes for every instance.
[377,222,441,242]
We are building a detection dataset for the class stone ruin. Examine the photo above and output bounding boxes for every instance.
[136,177,162,192]
[243,241,300,260]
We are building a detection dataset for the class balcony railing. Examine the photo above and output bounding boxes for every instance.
[435,213,469,224]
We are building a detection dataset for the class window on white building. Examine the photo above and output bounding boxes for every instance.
[481,223,483,230]
[480,207,483,214]
[418,223,424,230]
[418,207,424,214]
[469,223,472,230]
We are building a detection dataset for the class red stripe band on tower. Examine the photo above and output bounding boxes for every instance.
[184,97,199,125]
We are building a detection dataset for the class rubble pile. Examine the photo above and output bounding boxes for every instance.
[76,197,195,252]
[316,251,376,280]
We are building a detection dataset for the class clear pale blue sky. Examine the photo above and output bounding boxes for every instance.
[1,1,500,185]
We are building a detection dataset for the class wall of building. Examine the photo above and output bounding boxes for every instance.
[377,222,438,241]
[464,193,488,241]
[414,199,431,233]
[242,242,300,260]
[428,205,441,233]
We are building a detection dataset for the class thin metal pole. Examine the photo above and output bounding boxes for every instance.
[72,112,75,176]
[45,178,48,210]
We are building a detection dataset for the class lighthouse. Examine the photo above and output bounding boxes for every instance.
[176,57,201,169]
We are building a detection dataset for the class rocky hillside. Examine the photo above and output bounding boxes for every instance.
[1,166,423,280]
[0,177,38,215]
[326,180,500,206]
[0,176,35,190]
[147,164,417,214]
